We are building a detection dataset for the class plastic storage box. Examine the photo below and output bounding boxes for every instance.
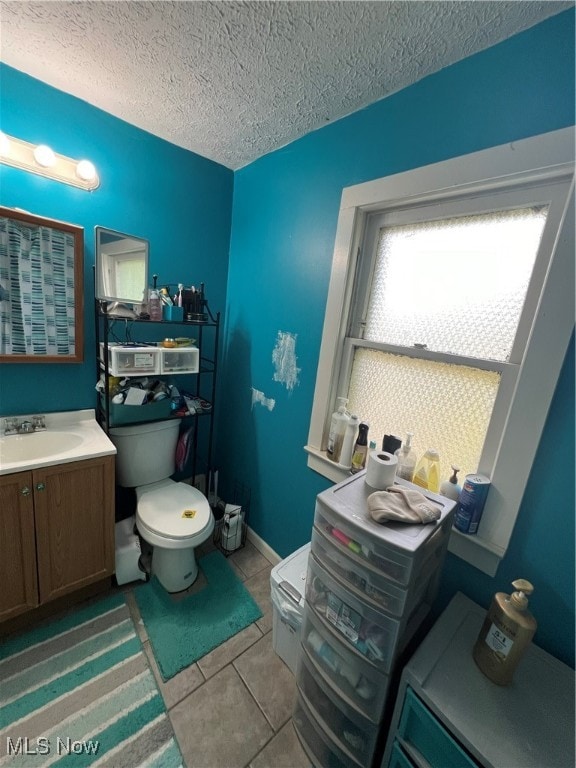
[313,472,455,588]
[306,553,403,673]
[100,343,161,376]
[270,543,310,674]
[301,607,391,722]
[160,346,199,374]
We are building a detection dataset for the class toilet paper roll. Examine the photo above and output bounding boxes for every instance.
[365,450,398,490]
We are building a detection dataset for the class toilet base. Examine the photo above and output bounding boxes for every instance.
[152,546,198,593]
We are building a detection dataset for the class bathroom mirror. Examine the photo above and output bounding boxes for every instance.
[95,226,149,306]
[0,206,84,363]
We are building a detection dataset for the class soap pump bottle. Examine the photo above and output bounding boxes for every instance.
[412,448,441,492]
[327,397,350,463]
[440,465,461,501]
[148,274,162,322]
[473,579,537,686]
[396,432,417,481]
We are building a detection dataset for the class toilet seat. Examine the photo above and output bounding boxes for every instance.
[136,479,213,546]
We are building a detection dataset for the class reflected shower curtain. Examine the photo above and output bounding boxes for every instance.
[0,216,76,356]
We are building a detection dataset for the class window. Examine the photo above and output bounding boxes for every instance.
[306,128,574,575]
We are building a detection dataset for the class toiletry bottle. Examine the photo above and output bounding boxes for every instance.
[473,580,537,686]
[440,465,461,500]
[396,432,417,481]
[327,397,350,463]
[339,414,359,469]
[148,274,162,321]
[351,422,369,473]
[412,448,441,492]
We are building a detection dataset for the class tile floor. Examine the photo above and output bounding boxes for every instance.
[124,539,312,768]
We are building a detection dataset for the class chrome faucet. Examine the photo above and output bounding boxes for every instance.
[2,414,47,436]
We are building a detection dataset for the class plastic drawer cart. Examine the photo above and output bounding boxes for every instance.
[293,471,457,768]
[271,543,311,675]
[381,592,575,768]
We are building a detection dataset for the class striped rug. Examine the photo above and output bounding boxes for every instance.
[0,593,183,767]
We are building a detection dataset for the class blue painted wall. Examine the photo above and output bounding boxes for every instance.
[0,64,233,416]
[220,10,575,666]
[0,10,573,666]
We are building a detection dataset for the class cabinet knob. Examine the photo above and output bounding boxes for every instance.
[21,486,31,496]
[36,482,45,491]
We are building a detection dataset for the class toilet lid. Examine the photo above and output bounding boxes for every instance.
[137,481,212,539]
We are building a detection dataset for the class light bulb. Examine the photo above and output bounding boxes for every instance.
[33,144,56,167]
[76,159,97,181]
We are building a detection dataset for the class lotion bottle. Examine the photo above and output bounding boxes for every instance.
[473,579,537,686]
[327,397,349,463]
[339,414,359,469]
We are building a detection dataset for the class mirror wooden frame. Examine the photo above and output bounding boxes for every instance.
[0,206,84,363]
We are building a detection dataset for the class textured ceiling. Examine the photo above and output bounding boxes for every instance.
[0,1,572,169]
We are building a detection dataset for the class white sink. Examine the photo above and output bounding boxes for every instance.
[0,431,84,463]
[0,410,116,475]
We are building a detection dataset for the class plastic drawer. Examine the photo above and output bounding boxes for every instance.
[311,526,431,618]
[160,346,199,374]
[293,693,360,768]
[301,608,391,722]
[397,687,476,768]
[297,647,380,766]
[387,741,415,768]
[99,343,161,376]
[313,474,455,588]
[306,553,402,673]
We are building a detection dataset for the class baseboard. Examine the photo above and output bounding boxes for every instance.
[246,526,281,565]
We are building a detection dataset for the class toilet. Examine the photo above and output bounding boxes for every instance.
[109,419,214,593]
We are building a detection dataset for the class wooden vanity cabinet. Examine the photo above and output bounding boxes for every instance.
[0,471,38,622]
[0,455,115,623]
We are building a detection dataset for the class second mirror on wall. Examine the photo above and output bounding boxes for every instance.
[95,226,149,307]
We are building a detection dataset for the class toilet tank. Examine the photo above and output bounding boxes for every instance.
[109,419,181,487]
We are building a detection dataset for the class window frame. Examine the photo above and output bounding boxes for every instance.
[305,127,575,576]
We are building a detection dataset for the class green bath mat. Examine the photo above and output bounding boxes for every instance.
[135,549,263,681]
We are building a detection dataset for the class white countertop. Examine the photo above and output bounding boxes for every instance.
[0,409,116,476]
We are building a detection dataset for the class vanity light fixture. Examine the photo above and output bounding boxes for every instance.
[0,133,100,191]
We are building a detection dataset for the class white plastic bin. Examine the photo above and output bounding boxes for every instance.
[270,543,311,674]
[115,515,147,586]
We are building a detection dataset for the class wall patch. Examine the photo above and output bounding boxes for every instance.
[272,331,300,391]
[251,388,276,411]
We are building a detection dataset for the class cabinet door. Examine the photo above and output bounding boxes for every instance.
[0,471,39,622]
[34,456,115,603]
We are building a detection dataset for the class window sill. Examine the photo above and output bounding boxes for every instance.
[305,443,503,576]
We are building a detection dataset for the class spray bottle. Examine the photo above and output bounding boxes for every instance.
[327,397,349,463]
[473,579,537,685]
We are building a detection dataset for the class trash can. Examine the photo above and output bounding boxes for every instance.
[270,542,310,674]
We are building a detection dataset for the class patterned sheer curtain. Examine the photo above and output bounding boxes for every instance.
[0,216,76,356]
